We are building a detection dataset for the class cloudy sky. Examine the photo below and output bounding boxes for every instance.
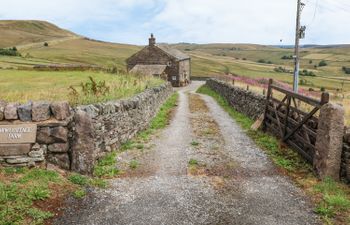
[0,0,349,45]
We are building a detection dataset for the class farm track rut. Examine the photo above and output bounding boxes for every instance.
[54,81,320,225]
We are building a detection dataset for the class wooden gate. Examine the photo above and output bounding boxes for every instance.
[263,79,329,163]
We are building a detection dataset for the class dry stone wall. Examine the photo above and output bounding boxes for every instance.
[342,130,350,183]
[206,79,265,120]
[72,83,173,174]
[0,101,72,169]
[0,83,173,174]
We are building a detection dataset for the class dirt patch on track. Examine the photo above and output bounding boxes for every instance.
[188,93,240,188]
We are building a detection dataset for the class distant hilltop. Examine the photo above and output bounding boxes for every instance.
[0,20,78,48]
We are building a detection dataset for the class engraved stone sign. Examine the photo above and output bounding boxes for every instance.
[0,124,37,144]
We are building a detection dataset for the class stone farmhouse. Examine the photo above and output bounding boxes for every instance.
[126,34,191,87]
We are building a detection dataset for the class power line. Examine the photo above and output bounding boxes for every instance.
[319,0,350,14]
[306,0,350,14]
[306,0,319,26]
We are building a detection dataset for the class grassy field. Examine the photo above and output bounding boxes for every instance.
[0,70,163,105]
[1,20,350,112]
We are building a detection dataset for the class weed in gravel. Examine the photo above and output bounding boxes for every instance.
[90,178,108,188]
[136,144,144,150]
[191,141,200,146]
[137,130,152,141]
[189,159,199,166]
[129,160,139,169]
[121,140,135,151]
[73,189,86,199]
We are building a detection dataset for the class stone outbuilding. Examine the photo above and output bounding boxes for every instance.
[126,34,191,87]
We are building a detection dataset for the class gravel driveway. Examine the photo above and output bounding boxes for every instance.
[54,81,320,225]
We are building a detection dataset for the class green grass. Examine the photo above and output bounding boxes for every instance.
[129,160,139,169]
[191,141,200,146]
[0,166,110,225]
[0,167,108,225]
[313,177,350,219]
[73,189,86,199]
[0,69,163,105]
[68,173,89,186]
[150,93,179,130]
[89,178,108,189]
[27,185,51,200]
[120,140,136,151]
[93,152,119,178]
[188,159,199,166]
[197,84,350,223]
[0,168,64,225]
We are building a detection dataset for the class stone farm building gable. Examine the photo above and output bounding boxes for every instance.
[126,34,191,87]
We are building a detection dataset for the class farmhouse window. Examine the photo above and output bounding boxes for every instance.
[172,76,177,81]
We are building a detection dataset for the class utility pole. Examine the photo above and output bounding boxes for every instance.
[293,0,304,93]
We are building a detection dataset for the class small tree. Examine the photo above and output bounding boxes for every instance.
[342,66,350,74]
[309,60,313,64]
[318,60,327,67]
[44,42,49,47]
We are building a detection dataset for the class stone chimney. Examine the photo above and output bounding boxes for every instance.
[149,33,156,46]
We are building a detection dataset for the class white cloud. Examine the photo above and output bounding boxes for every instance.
[0,0,349,44]
[151,0,350,45]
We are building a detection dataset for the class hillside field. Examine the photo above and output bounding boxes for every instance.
[0,70,163,105]
[1,20,350,107]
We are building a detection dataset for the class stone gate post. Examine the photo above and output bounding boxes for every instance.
[314,103,345,180]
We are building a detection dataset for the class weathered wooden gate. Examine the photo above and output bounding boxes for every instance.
[263,79,329,163]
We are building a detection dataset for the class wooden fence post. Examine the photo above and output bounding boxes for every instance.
[262,79,273,131]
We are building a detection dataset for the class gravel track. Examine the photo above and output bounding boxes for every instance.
[54,81,320,225]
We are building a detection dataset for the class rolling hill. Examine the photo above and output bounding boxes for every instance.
[0,20,140,69]
[0,20,78,48]
[1,20,350,92]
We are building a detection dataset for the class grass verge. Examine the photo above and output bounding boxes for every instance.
[93,92,179,178]
[0,167,108,225]
[197,84,350,224]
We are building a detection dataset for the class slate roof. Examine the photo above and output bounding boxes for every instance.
[129,64,167,76]
[157,45,190,61]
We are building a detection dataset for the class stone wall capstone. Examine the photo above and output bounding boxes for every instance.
[206,78,265,120]
[0,82,173,174]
